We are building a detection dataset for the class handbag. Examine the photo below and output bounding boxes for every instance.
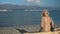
[50,22,54,32]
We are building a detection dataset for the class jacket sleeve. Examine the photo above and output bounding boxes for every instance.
[51,18,54,26]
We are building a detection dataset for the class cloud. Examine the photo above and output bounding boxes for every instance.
[26,0,34,2]
[25,0,40,5]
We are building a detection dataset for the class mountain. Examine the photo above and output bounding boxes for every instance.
[0,4,41,9]
[0,4,59,10]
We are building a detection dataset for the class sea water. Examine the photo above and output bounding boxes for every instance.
[0,9,60,27]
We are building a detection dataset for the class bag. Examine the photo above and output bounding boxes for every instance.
[51,26,54,32]
[50,22,54,32]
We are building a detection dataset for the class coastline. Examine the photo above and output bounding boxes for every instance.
[0,25,60,34]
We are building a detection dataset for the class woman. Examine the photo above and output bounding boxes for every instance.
[41,9,54,32]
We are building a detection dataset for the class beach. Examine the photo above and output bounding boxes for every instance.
[0,25,40,34]
[0,25,60,34]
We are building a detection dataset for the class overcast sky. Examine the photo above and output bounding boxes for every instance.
[0,0,60,7]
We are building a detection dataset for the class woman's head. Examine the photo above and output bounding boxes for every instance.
[41,9,49,17]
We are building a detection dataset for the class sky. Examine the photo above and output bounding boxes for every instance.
[0,0,60,7]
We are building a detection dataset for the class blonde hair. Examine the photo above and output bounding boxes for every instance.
[41,9,49,17]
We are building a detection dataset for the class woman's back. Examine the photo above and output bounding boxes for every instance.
[42,17,51,32]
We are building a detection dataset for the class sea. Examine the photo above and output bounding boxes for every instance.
[0,9,60,27]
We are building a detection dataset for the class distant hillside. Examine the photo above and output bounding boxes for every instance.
[0,4,59,10]
[0,4,42,9]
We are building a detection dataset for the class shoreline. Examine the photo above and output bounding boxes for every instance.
[0,25,60,34]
